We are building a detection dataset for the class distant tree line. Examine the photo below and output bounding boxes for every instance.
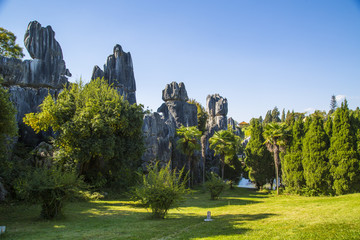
[245,99,360,195]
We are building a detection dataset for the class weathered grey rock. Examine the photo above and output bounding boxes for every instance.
[91,44,136,104]
[141,112,175,168]
[31,142,54,168]
[162,82,188,102]
[6,86,58,145]
[206,94,228,135]
[0,21,70,146]
[158,82,197,128]
[204,94,229,175]
[228,117,241,136]
[2,21,71,89]
[91,65,104,80]
[142,82,198,171]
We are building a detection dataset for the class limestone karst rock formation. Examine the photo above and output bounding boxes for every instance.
[158,82,197,128]
[1,21,71,89]
[141,82,198,169]
[203,94,229,173]
[206,94,228,135]
[0,21,71,145]
[91,44,136,104]
[228,117,241,136]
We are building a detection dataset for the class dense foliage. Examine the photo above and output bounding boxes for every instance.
[176,125,201,187]
[23,78,145,189]
[15,166,85,219]
[205,172,227,200]
[263,122,287,194]
[302,113,331,195]
[248,100,360,196]
[209,129,240,179]
[0,27,24,59]
[0,79,17,158]
[132,162,189,219]
[245,118,274,189]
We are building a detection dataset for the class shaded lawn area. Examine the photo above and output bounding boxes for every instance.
[1,188,360,239]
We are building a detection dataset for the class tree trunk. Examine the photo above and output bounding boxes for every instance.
[188,155,191,188]
[221,155,225,180]
[201,134,207,184]
[274,145,280,195]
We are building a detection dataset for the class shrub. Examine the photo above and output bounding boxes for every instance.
[132,162,189,219]
[205,172,227,200]
[15,166,85,219]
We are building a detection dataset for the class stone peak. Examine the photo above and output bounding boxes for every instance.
[162,81,189,102]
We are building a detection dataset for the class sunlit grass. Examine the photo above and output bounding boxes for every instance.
[1,188,360,239]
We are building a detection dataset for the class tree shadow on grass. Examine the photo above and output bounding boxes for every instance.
[183,187,271,208]
[148,212,277,239]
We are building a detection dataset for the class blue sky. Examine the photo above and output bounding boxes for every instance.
[1,0,360,122]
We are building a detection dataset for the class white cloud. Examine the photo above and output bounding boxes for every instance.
[335,95,346,102]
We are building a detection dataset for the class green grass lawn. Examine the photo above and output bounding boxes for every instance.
[1,188,360,239]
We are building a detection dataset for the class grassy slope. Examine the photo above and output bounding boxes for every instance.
[1,188,360,239]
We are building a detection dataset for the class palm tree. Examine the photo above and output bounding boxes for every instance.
[209,129,240,179]
[263,122,287,194]
[176,125,202,187]
[201,133,208,184]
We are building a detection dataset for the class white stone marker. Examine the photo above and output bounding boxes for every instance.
[204,211,213,221]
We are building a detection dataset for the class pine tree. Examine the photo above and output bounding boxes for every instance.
[245,118,274,189]
[282,117,305,194]
[302,114,331,195]
[329,100,360,195]
[329,95,337,114]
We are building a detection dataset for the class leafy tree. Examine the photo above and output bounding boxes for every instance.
[0,79,17,158]
[15,166,85,219]
[176,125,201,187]
[188,99,208,133]
[188,99,209,185]
[205,172,227,200]
[245,118,274,189]
[23,78,145,188]
[329,95,337,114]
[329,100,360,195]
[302,114,331,195]
[209,129,240,179]
[263,122,287,194]
[0,27,24,59]
[132,162,189,219]
[282,117,305,194]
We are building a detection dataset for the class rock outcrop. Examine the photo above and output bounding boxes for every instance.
[0,21,71,145]
[158,82,197,128]
[91,44,136,104]
[142,82,197,169]
[228,117,241,136]
[1,21,71,89]
[206,94,228,135]
[204,94,229,174]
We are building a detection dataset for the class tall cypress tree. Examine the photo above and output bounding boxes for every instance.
[302,113,331,195]
[264,110,272,124]
[245,118,274,189]
[329,100,360,195]
[281,109,286,122]
[282,117,305,194]
[271,107,281,123]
